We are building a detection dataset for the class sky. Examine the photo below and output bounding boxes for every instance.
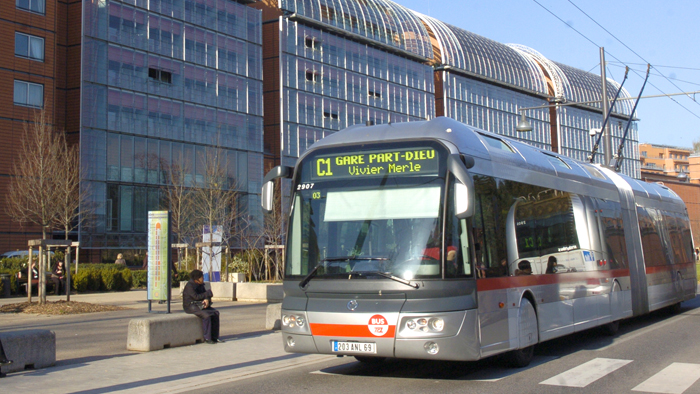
[396,0,700,149]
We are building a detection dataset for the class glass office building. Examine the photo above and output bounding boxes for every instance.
[263,0,640,179]
[79,0,263,250]
[275,0,436,168]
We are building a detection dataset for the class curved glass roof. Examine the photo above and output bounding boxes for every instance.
[278,0,434,58]
[554,62,634,116]
[417,15,549,94]
[278,1,633,117]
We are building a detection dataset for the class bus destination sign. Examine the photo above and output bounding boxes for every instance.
[311,148,439,181]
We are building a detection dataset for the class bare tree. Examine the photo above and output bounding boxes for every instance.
[190,145,241,279]
[693,138,700,153]
[262,179,286,280]
[161,157,195,245]
[53,138,91,240]
[6,110,63,304]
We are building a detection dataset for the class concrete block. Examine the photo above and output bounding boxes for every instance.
[127,314,203,352]
[228,273,245,282]
[236,283,284,303]
[210,281,236,301]
[0,329,55,373]
[266,303,282,330]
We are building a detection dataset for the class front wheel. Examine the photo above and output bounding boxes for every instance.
[601,281,621,336]
[506,345,534,368]
[506,298,537,368]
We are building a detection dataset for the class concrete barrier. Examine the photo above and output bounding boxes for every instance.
[0,330,55,374]
[236,283,283,303]
[266,303,282,330]
[178,281,237,301]
[127,314,203,351]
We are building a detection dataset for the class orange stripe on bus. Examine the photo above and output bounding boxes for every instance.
[476,269,630,292]
[646,263,695,275]
[310,323,396,338]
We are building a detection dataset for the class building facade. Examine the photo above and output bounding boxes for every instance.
[639,143,691,179]
[0,0,63,252]
[2,0,647,260]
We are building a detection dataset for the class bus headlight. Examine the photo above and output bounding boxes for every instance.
[281,311,311,334]
[429,318,444,332]
[397,311,464,338]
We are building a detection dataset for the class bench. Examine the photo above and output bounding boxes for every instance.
[0,330,55,374]
[16,273,57,295]
[127,314,204,352]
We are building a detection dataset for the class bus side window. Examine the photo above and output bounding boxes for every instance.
[446,179,472,278]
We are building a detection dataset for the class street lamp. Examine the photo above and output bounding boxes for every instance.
[516,113,533,133]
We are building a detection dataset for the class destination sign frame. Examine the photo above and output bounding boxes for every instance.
[310,147,439,181]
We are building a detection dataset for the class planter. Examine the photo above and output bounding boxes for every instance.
[228,273,245,283]
[236,283,283,303]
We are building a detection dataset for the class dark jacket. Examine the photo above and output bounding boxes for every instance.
[182,280,213,314]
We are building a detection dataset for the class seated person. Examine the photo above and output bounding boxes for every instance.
[182,269,223,344]
[514,260,532,276]
[546,256,557,274]
[51,261,67,295]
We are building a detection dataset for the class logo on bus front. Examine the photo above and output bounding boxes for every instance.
[368,315,389,337]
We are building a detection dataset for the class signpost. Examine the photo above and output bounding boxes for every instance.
[147,211,171,313]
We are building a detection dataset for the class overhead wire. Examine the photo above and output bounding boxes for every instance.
[531,0,700,121]
[608,63,700,87]
[566,0,700,107]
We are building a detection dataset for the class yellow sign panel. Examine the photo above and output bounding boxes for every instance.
[311,148,439,181]
[147,211,170,301]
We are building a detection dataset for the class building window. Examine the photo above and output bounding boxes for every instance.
[323,111,339,120]
[368,89,381,99]
[305,70,320,83]
[13,80,43,108]
[15,32,44,61]
[16,0,45,14]
[304,37,322,50]
[148,68,172,84]
[641,151,647,157]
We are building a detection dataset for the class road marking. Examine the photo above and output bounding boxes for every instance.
[467,356,558,382]
[632,363,700,394]
[540,357,632,388]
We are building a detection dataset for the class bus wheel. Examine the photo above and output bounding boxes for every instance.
[506,299,536,368]
[354,356,386,364]
[601,281,621,336]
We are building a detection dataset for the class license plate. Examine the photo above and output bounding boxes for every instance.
[332,341,376,353]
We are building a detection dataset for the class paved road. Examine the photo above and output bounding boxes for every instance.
[197,297,700,394]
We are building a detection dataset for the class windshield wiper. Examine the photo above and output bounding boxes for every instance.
[299,256,392,290]
[354,271,419,289]
[299,263,322,290]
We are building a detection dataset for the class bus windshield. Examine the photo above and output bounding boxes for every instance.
[286,142,448,281]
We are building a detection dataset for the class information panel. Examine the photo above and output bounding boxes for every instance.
[310,147,439,181]
[147,211,170,301]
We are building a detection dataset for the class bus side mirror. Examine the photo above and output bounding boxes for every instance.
[448,154,475,219]
[261,166,293,213]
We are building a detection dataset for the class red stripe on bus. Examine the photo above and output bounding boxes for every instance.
[476,269,630,292]
[310,323,396,338]
[646,263,695,275]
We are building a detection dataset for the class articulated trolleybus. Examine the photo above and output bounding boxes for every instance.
[261,117,696,366]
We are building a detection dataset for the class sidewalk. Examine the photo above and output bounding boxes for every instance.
[1,331,334,393]
[0,289,336,391]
